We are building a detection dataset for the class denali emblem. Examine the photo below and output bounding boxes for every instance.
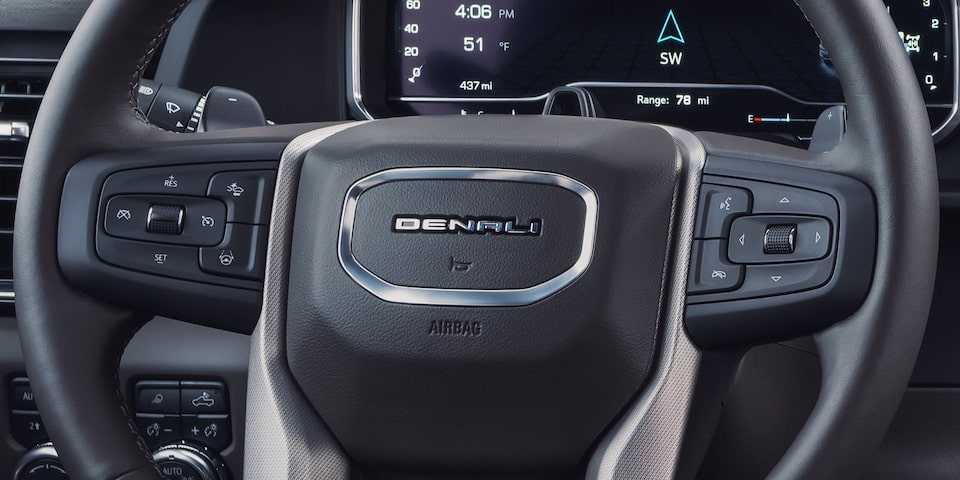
[392,215,542,236]
[340,167,597,306]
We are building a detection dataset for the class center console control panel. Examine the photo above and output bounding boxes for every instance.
[133,380,232,452]
[7,377,235,480]
[8,378,45,449]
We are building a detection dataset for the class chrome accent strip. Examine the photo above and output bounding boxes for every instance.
[932,0,960,141]
[587,126,704,479]
[13,444,61,479]
[0,94,43,101]
[152,445,218,480]
[0,121,30,139]
[338,167,599,307]
[347,0,374,120]
[0,57,58,64]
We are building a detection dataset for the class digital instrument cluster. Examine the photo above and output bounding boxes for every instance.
[350,0,958,141]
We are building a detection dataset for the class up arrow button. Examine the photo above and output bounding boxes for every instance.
[748,182,838,218]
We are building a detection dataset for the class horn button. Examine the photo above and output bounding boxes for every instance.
[342,168,596,305]
[285,117,690,472]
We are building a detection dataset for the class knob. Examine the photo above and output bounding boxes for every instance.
[153,443,228,480]
[763,224,798,254]
[13,443,68,480]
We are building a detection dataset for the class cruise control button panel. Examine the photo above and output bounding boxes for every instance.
[59,144,287,332]
[95,162,277,288]
[104,195,226,246]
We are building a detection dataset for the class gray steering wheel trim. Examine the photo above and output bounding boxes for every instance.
[244,123,704,479]
[245,125,358,480]
[12,0,938,479]
[698,0,940,477]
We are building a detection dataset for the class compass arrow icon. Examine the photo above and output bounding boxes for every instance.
[657,10,685,44]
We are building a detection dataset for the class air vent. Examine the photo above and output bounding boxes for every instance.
[0,57,57,301]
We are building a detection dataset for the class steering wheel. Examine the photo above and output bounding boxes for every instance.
[14,0,938,478]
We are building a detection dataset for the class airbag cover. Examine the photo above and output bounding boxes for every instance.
[286,116,686,472]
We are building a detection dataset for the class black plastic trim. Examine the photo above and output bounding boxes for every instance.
[58,143,284,333]
[685,156,877,348]
[153,0,214,87]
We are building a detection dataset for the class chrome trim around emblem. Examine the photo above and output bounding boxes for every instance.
[338,167,599,307]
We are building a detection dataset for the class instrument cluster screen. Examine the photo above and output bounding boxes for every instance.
[383,0,955,139]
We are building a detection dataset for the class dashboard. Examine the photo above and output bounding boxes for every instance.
[1,1,960,479]
[350,0,960,142]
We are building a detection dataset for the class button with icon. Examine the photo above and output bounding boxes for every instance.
[143,85,201,132]
[688,239,743,295]
[135,382,180,414]
[199,224,268,280]
[180,382,227,414]
[181,415,231,451]
[135,414,181,450]
[207,170,276,224]
[695,184,751,239]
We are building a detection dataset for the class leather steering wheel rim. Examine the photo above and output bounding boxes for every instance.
[13,0,938,479]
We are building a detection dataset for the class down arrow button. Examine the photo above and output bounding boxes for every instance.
[739,261,834,298]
